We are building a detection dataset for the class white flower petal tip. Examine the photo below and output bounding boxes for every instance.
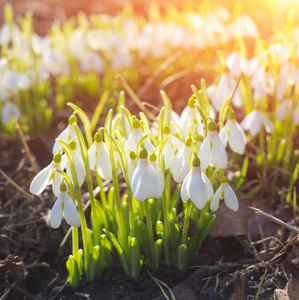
[210,180,239,212]
[50,191,80,229]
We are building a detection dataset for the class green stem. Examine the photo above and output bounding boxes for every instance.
[144,199,155,247]
[96,170,107,207]
[181,200,192,245]
[72,226,79,262]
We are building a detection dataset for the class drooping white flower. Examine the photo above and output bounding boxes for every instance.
[241,109,273,137]
[198,121,227,170]
[226,51,250,77]
[52,115,78,154]
[219,110,247,155]
[127,151,138,186]
[276,100,292,121]
[209,72,243,111]
[170,137,192,183]
[50,182,80,229]
[181,157,214,210]
[293,105,299,126]
[180,98,204,138]
[161,124,184,170]
[81,51,104,74]
[88,132,112,180]
[30,152,66,196]
[1,101,21,124]
[210,176,239,212]
[66,140,85,187]
[131,148,163,202]
[124,118,154,154]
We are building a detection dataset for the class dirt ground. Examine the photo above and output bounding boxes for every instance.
[1,1,299,299]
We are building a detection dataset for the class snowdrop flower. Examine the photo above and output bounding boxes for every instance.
[81,51,104,74]
[210,176,238,212]
[226,51,250,77]
[131,148,163,202]
[161,124,184,170]
[250,66,275,101]
[293,105,299,126]
[88,132,112,180]
[181,157,214,210]
[276,100,292,121]
[198,121,227,170]
[50,182,80,229]
[170,137,192,183]
[30,152,66,196]
[1,102,21,124]
[209,72,243,111]
[241,109,273,137]
[219,110,247,155]
[180,98,204,138]
[52,115,77,154]
[67,140,86,187]
[124,118,154,154]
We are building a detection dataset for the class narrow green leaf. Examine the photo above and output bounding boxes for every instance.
[66,255,80,287]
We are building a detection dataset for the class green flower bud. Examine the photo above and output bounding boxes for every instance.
[139,148,148,159]
[227,110,235,120]
[59,182,67,192]
[149,152,157,161]
[69,140,77,150]
[208,121,217,131]
[185,137,192,147]
[53,153,62,163]
[69,115,77,125]
[94,132,103,143]
[132,118,140,129]
[129,151,137,160]
[220,176,227,184]
[163,124,170,135]
[192,156,201,167]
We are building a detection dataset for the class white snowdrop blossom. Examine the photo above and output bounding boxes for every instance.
[170,137,192,183]
[161,124,184,170]
[127,151,138,186]
[226,51,250,77]
[293,105,299,126]
[209,72,243,111]
[30,153,66,196]
[131,148,163,202]
[181,157,214,210]
[276,100,292,121]
[50,182,81,229]
[241,109,273,137]
[67,140,86,187]
[198,121,228,170]
[81,51,104,74]
[88,132,112,180]
[124,118,154,154]
[210,176,239,212]
[219,110,247,155]
[180,98,204,138]
[52,115,78,154]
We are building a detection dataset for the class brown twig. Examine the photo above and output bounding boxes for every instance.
[15,121,39,174]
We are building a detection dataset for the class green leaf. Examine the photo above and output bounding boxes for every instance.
[137,220,151,265]
[152,239,163,270]
[130,237,142,279]
[177,244,187,270]
[66,255,80,287]
[90,90,109,132]
[103,228,130,277]
[86,245,101,282]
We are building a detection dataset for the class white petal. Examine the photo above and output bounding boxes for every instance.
[211,136,227,169]
[276,101,287,121]
[73,151,86,187]
[30,162,53,194]
[210,186,222,211]
[259,112,274,134]
[148,164,163,199]
[180,171,191,202]
[293,106,299,126]
[50,196,63,229]
[62,192,81,227]
[88,142,96,170]
[131,159,150,202]
[52,171,63,197]
[162,139,175,170]
[241,111,261,137]
[224,184,239,211]
[198,135,211,170]
[202,171,214,200]
[52,124,74,154]
[219,123,229,148]
[170,146,191,183]
[96,144,112,180]
[189,167,208,210]
[228,121,247,155]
